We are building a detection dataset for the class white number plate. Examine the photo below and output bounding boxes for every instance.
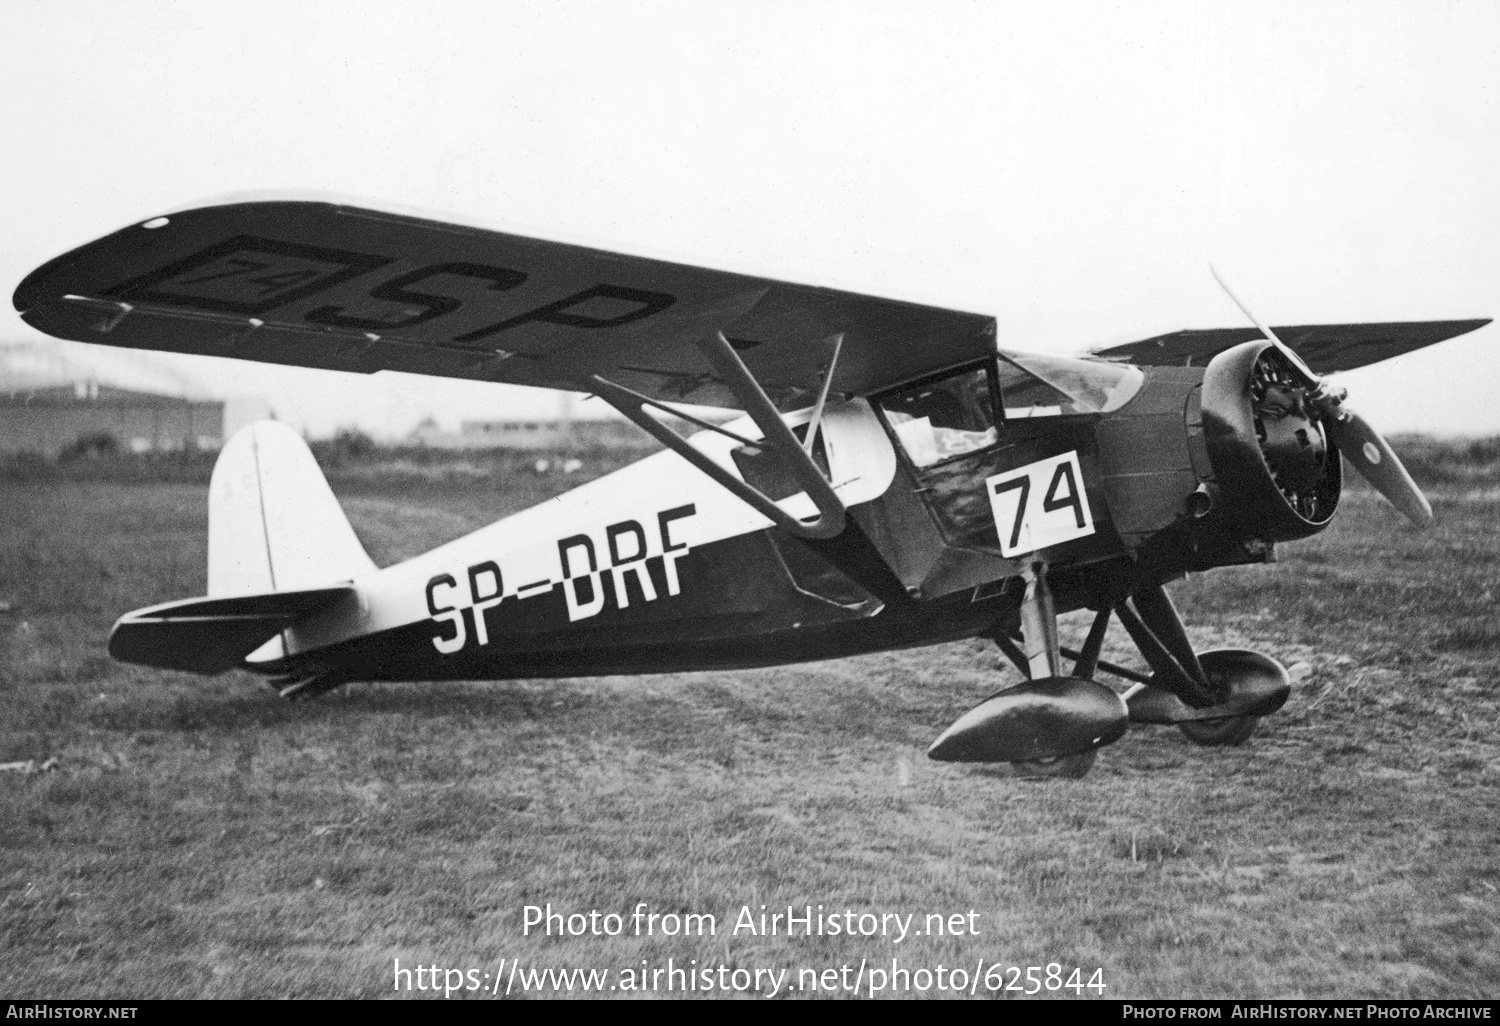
[986,451,1096,558]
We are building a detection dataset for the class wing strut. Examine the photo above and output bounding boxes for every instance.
[802,333,843,455]
[587,331,847,540]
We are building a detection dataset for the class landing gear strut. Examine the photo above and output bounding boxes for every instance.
[929,567,1294,775]
[1062,584,1291,746]
[927,560,1128,777]
[929,566,1292,774]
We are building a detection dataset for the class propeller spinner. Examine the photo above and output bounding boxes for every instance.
[1210,267,1434,527]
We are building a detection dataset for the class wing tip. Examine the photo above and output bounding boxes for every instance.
[12,251,79,317]
[1407,316,1493,346]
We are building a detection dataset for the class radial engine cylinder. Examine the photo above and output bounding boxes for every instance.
[1200,340,1341,541]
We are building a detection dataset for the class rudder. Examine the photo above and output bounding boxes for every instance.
[208,421,376,596]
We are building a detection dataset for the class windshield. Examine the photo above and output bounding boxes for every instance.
[996,352,1143,417]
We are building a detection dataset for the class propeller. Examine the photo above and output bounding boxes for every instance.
[1210,266,1433,527]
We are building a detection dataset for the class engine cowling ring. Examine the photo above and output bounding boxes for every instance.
[1201,341,1341,541]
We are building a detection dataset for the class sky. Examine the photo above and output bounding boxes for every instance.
[3,0,1498,437]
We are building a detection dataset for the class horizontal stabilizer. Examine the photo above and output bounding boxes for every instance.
[108,587,353,674]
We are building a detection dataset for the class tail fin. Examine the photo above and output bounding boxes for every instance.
[109,422,374,675]
[208,421,376,596]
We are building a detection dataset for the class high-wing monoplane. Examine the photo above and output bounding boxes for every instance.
[14,198,1490,777]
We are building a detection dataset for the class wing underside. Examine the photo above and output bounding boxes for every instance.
[1093,320,1490,375]
[14,199,997,408]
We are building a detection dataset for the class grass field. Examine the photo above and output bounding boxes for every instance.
[2,457,1498,999]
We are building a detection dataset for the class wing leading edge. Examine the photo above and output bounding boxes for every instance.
[14,199,996,409]
[1093,319,1490,375]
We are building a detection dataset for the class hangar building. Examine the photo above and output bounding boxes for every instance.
[0,340,254,456]
[0,381,225,456]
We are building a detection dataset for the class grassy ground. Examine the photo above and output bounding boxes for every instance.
[1,467,1497,999]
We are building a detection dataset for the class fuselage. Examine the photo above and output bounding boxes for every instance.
[261,346,1329,684]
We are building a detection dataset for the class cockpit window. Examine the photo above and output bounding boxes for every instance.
[877,365,998,468]
[997,352,1143,417]
[877,355,1142,468]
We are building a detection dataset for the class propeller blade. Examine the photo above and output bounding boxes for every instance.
[1323,408,1434,527]
[1209,264,1321,385]
[1209,265,1433,527]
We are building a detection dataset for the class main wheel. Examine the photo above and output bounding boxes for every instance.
[1175,649,1288,747]
[1010,750,1098,779]
[1178,714,1259,747]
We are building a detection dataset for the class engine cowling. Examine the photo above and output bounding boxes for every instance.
[1201,340,1341,541]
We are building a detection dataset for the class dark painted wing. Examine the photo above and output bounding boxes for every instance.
[14,198,996,408]
[1092,320,1490,375]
